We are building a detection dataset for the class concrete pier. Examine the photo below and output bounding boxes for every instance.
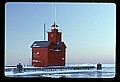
[5,65,96,72]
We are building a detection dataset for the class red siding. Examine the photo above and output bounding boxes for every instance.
[32,47,48,67]
[48,31,61,46]
[48,45,65,66]
[32,45,66,67]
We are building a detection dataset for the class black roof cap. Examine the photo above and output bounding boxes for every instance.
[51,22,58,27]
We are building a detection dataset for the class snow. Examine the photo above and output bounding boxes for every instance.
[33,46,40,47]
[32,60,42,62]
[5,67,17,69]
[53,49,61,51]
[4,64,115,78]
[101,64,115,68]
[66,63,115,68]
[66,63,97,67]
[5,69,95,76]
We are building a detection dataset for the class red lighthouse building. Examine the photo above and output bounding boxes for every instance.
[31,22,67,67]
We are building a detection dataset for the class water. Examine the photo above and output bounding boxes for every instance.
[5,64,115,78]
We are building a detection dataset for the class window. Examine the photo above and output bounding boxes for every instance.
[61,46,64,50]
[37,52,39,54]
[33,52,39,57]
[49,46,53,50]
[51,34,53,37]
[62,58,64,60]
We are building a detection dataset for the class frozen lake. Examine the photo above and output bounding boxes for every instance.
[5,64,115,78]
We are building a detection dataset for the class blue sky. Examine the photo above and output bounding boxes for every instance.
[5,2,116,65]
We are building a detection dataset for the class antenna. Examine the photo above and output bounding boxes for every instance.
[55,7,56,23]
[52,4,53,23]
[55,7,56,28]
[44,23,45,41]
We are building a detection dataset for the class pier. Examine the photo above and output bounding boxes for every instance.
[5,65,96,73]
[5,63,103,74]
[24,66,95,71]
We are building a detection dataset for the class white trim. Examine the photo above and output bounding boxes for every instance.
[32,60,42,62]
[53,49,61,51]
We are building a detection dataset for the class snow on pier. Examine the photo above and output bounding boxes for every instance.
[5,65,97,76]
[4,64,115,78]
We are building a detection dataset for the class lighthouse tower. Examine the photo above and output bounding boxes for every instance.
[48,22,62,46]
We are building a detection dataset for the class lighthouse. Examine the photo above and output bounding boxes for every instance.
[31,22,67,67]
[48,22,61,46]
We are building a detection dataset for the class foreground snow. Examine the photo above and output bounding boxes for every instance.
[5,64,115,78]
